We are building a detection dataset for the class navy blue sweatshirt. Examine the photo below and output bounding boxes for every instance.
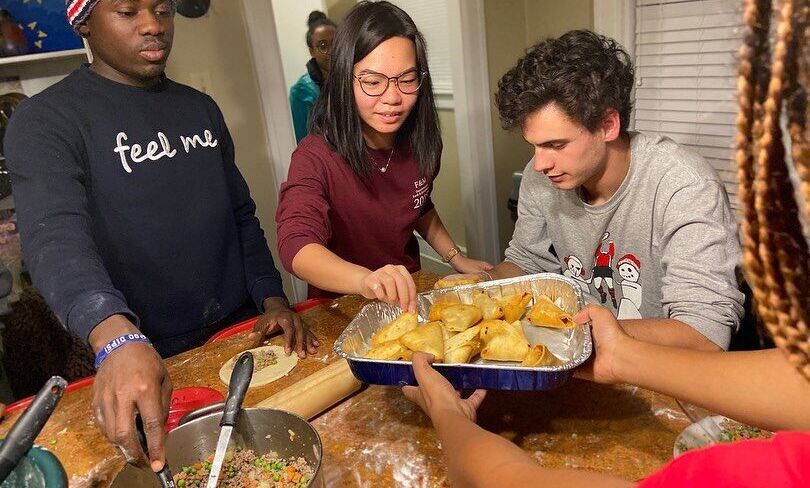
[4,65,286,356]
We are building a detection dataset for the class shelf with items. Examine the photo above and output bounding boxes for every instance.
[0,48,89,67]
[0,42,90,99]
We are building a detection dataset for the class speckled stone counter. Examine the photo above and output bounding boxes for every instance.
[0,271,690,487]
[314,379,689,486]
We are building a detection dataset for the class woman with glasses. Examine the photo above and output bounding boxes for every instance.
[276,1,492,311]
[289,10,336,143]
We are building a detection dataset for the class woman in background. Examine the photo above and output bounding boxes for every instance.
[277,1,492,311]
[289,10,336,143]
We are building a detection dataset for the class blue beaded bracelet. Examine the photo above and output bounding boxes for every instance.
[94,333,151,370]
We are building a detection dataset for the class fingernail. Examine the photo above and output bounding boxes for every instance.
[151,460,164,472]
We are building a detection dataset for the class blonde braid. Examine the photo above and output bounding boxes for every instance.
[785,0,810,378]
[776,0,810,331]
[785,2,809,219]
[752,0,810,379]
[736,0,773,327]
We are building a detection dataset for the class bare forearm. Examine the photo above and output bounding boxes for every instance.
[290,243,369,295]
[487,261,526,280]
[615,342,810,431]
[433,411,630,488]
[433,409,533,487]
[415,208,456,258]
[619,318,721,351]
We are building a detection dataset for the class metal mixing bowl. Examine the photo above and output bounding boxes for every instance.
[110,407,323,487]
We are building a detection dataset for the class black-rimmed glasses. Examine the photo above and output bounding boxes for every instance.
[353,69,426,96]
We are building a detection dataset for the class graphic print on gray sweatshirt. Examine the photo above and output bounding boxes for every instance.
[504,132,744,349]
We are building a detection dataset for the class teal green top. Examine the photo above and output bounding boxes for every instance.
[289,73,320,143]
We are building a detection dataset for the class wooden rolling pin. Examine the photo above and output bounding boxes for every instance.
[256,359,362,420]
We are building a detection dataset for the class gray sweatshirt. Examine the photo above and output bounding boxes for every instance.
[505,132,744,349]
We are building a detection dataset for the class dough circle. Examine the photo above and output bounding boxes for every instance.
[219,345,298,388]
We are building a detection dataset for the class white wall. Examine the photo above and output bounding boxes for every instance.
[271,0,327,93]
[167,1,300,298]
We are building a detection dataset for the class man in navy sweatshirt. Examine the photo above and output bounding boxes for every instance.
[3,0,318,473]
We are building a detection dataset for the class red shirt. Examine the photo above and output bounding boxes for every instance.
[594,241,615,267]
[639,431,810,487]
[276,135,436,298]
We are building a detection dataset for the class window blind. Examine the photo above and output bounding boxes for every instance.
[386,0,453,95]
[633,0,744,208]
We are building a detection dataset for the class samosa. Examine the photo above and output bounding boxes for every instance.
[365,340,413,361]
[472,292,504,320]
[444,341,481,363]
[528,295,575,328]
[434,276,481,289]
[429,298,461,321]
[521,344,561,367]
[498,292,532,323]
[479,319,526,344]
[444,324,483,363]
[480,331,529,362]
[399,322,445,361]
[371,312,418,346]
[440,304,483,332]
[445,323,483,350]
[438,321,456,342]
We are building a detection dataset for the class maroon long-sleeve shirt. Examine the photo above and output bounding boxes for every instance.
[276,135,437,298]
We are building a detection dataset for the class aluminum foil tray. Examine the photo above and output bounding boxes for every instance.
[334,273,592,391]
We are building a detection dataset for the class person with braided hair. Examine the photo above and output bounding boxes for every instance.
[401,2,810,486]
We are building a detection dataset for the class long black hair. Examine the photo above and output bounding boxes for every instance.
[309,1,441,180]
[305,10,336,48]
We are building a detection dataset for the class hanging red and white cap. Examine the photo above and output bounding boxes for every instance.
[617,253,641,271]
[66,0,101,30]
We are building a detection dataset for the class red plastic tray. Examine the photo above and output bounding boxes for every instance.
[204,297,330,344]
[4,375,95,415]
[165,386,224,432]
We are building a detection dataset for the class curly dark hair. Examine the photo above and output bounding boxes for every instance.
[495,30,635,134]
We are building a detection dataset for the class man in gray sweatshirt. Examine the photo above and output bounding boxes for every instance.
[479,30,743,351]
